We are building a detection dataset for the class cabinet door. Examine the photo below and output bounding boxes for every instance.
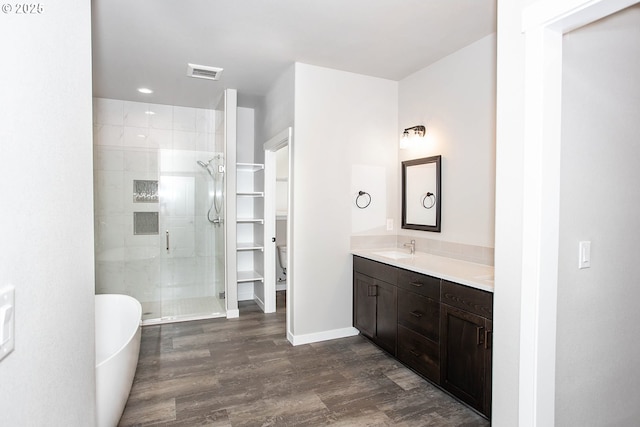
[484,318,492,418]
[354,273,376,339]
[375,279,397,355]
[440,303,488,414]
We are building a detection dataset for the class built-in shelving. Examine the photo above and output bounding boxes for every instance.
[236,162,265,289]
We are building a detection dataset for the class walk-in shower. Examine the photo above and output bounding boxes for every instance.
[93,98,227,324]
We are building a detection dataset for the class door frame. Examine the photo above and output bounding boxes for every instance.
[517,0,638,424]
[224,89,239,318]
[263,127,292,316]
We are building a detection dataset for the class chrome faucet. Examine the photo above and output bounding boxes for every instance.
[403,239,416,254]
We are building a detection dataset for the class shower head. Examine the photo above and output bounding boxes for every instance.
[197,160,209,168]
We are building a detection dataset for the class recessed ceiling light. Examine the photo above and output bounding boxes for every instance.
[145,110,155,115]
[137,87,153,94]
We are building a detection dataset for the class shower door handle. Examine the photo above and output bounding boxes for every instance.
[166,230,170,253]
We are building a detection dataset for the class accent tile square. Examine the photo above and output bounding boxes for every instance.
[133,212,159,235]
[133,180,159,203]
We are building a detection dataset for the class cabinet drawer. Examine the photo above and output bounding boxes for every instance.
[441,280,493,319]
[397,325,440,383]
[397,269,440,299]
[398,289,439,342]
[353,256,397,285]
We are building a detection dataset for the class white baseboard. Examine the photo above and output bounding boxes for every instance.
[254,294,266,311]
[287,326,360,346]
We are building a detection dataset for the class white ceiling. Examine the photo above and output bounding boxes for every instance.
[91,0,496,109]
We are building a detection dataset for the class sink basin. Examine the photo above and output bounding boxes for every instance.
[373,250,414,260]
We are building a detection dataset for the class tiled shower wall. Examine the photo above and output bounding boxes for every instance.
[93,97,224,305]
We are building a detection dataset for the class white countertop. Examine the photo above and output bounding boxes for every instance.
[351,248,494,293]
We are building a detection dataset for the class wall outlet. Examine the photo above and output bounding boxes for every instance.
[386,218,393,231]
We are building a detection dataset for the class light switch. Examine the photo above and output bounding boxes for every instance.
[578,241,591,269]
[386,219,393,231]
[0,285,15,362]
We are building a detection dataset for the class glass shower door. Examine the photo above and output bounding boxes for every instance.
[155,149,226,322]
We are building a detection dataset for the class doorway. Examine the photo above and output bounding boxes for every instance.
[263,128,292,330]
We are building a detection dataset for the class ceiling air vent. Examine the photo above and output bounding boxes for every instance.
[186,63,223,81]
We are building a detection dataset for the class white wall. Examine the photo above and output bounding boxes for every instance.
[260,64,295,145]
[398,34,496,249]
[493,0,532,424]
[291,63,398,339]
[237,107,256,163]
[0,1,96,425]
[556,5,640,424]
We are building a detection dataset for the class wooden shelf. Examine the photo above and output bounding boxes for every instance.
[237,270,264,283]
[237,218,264,224]
[237,191,264,197]
[236,163,264,172]
[237,242,264,251]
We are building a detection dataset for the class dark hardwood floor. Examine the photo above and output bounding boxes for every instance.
[119,292,489,426]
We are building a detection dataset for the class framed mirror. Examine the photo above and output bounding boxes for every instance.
[402,155,441,232]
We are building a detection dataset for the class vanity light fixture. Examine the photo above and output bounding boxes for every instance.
[400,125,426,149]
[402,125,426,139]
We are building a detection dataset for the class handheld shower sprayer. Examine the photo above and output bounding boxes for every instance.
[197,157,224,224]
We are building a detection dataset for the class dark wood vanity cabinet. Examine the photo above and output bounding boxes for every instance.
[353,256,493,419]
[440,280,493,417]
[353,257,397,355]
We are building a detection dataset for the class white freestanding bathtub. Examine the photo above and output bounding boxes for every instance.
[95,294,142,427]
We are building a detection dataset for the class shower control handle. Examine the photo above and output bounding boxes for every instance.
[166,230,170,253]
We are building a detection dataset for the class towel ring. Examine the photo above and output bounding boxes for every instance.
[422,192,436,209]
[356,191,371,209]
